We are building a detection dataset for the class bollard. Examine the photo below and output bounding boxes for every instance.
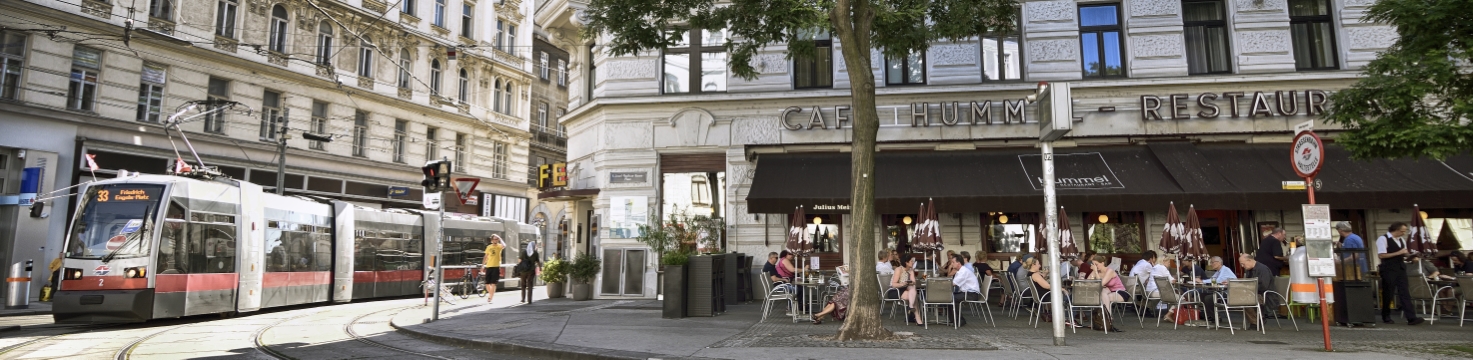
[6,260,33,309]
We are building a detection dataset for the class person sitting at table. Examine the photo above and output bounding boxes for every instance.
[1077,252,1095,278]
[1012,253,1035,287]
[1129,251,1173,317]
[1238,253,1278,331]
[947,253,978,327]
[1179,258,1207,282]
[1027,257,1071,323]
[1455,251,1473,274]
[876,250,894,275]
[892,256,923,325]
[775,251,807,313]
[1207,256,1237,283]
[1086,255,1126,332]
[812,265,852,324]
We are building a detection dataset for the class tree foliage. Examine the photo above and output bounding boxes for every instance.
[1322,0,1473,160]
[582,0,1017,340]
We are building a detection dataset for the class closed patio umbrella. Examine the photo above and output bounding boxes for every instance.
[1407,204,1432,256]
[1057,207,1079,261]
[1160,202,1184,257]
[1184,205,1208,279]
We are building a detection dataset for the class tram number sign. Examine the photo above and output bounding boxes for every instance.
[1291,131,1324,178]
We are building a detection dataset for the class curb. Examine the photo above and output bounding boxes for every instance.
[0,310,49,318]
[0,325,17,332]
[390,315,674,360]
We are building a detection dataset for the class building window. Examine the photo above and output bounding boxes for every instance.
[984,213,1038,254]
[67,46,101,111]
[502,82,513,115]
[507,25,517,52]
[269,5,289,53]
[662,28,728,94]
[885,51,925,85]
[492,141,507,180]
[310,101,328,150]
[260,90,283,141]
[358,37,374,78]
[981,15,1023,81]
[537,102,548,129]
[495,20,504,50]
[136,64,166,123]
[1085,211,1145,255]
[393,119,407,163]
[204,77,229,133]
[454,134,467,168]
[458,68,469,103]
[352,111,368,157]
[401,0,415,16]
[540,52,549,79]
[492,79,503,112]
[398,49,411,89]
[793,29,833,89]
[461,4,474,38]
[557,60,567,86]
[430,59,442,96]
[1,31,24,100]
[317,22,333,66]
[215,0,238,38]
[149,0,172,20]
[1289,0,1338,70]
[587,43,597,100]
[433,0,446,27]
[1079,4,1125,78]
[425,127,439,160]
[1183,0,1230,75]
[690,175,711,206]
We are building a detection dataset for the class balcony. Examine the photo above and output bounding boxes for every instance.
[530,124,566,152]
[490,47,527,69]
[527,165,540,187]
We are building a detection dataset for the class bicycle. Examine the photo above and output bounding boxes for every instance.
[421,276,457,306]
[458,269,488,299]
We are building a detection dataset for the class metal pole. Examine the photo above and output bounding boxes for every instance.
[1042,142,1066,346]
[432,190,445,321]
[275,107,289,195]
[1308,175,1331,351]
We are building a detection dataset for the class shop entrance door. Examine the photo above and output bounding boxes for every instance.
[600,248,646,296]
[1195,210,1234,260]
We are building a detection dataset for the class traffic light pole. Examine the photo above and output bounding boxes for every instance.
[432,190,445,321]
[275,107,289,195]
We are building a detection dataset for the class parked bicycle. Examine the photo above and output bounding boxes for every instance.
[421,275,457,306]
[459,269,488,299]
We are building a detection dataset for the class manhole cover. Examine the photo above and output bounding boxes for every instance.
[1249,341,1289,345]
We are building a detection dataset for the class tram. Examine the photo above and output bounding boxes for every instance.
[51,172,539,323]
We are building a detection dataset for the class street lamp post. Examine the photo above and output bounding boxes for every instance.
[1033,82,1074,346]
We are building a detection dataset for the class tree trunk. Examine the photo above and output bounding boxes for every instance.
[833,0,891,342]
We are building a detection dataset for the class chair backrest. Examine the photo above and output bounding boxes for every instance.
[1407,275,1433,300]
[1457,276,1473,299]
[1000,271,1016,295]
[1121,275,1139,296]
[1071,279,1104,306]
[925,278,954,303]
[1274,275,1291,297]
[977,275,994,301]
[1225,279,1260,306]
[1153,276,1179,303]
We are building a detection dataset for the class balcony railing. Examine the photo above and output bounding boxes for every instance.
[530,124,567,151]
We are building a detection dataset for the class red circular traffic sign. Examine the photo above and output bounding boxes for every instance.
[105,235,127,251]
[1291,131,1324,178]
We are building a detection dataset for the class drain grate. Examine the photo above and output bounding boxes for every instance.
[1248,341,1289,345]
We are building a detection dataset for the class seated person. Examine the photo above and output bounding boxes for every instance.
[776,250,807,312]
[1086,254,1125,332]
[1179,258,1208,282]
[875,250,894,275]
[892,257,922,325]
[1028,258,1070,316]
[1239,254,1279,331]
[812,265,852,324]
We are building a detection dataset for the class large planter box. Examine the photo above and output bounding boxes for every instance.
[687,255,714,317]
[662,265,686,319]
[571,283,593,301]
[546,282,566,298]
[721,253,742,305]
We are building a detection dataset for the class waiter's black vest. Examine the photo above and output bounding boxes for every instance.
[1380,234,1407,273]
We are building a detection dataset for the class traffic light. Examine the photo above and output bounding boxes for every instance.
[421,160,453,191]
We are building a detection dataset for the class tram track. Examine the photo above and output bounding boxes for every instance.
[251,301,463,360]
[342,306,454,360]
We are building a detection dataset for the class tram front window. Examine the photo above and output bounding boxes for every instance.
[67,184,165,259]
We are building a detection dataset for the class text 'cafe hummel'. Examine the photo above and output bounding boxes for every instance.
[778,89,1331,130]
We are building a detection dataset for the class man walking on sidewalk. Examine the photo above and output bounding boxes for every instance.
[484,235,505,304]
[1376,222,1425,325]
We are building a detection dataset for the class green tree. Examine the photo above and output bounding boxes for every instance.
[583,0,1017,340]
[1321,0,1473,160]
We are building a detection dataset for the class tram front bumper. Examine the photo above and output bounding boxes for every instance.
[52,289,155,324]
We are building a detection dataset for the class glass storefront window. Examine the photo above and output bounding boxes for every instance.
[985,212,1037,254]
[1086,211,1144,255]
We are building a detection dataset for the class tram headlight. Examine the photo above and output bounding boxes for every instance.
[124,266,147,278]
[65,268,84,280]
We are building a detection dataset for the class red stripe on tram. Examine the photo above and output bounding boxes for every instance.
[155,273,239,293]
[263,271,331,288]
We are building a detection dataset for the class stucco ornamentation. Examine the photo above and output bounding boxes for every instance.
[1233,0,1287,11]
[603,122,651,149]
[755,53,789,74]
[604,58,657,80]
[1236,30,1292,54]
[1131,34,1184,58]
[734,117,780,145]
[1027,39,1077,62]
[930,44,978,66]
[1026,1,1075,21]
[1347,26,1398,50]
[1129,0,1179,16]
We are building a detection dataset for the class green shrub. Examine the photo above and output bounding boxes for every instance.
[661,251,690,266]
[569,252,602,284]
[539,258,567,284]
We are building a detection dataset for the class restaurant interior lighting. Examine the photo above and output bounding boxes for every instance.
[903,216,913,225]
[1420,211,1428,220]
[999,215,1009,224]
[813,216,823,225]
[1098,214,1109,223]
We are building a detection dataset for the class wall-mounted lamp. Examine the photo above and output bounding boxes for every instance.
[813,216,823,225]
[998,215,1010,224]
[1420,211,1429,220]
[903,216,913,225]
[1098,214,1109,224]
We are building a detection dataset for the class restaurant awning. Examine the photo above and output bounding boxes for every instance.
[746,143,1473,214]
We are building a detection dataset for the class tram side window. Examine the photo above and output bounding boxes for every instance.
[353,232,380,272]
[189,218,238,273]
[157,202,189,274]
[313,226,332,272]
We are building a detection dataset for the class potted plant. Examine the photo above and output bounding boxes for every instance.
[659,250,690,318]
[539,257,568,298]
[568,252,601,301]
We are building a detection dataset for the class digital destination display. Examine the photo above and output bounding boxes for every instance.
[96,186,162,203]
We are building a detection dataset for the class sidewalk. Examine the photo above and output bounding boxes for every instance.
[391,288,1472,360]
[0,302,50,318]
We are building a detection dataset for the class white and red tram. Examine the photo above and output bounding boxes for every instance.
[52,173,538,323]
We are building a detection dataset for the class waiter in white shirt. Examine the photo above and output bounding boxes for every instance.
[1375,222,1424,325]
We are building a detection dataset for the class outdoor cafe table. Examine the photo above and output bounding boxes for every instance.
[1178,282,1226,329]
[792,279,826,323]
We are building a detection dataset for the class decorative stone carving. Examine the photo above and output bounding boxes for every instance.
[1130,34,1184,58]
[728,163,752,186]
[316,63,335,77]
[1342,0,1375,7]
[664,108,716,147]
[214,37,239,53]
[1025,1,1074,22]
[754,53,789,74]
[603,123,651,149]
[733,117,780,145]
[363,0,387,13]
[147,18,176,35]
[1347,26,1398,50]
[267,52,288,66]
[930,43,978,66]
[358,76,375,89]
[432,25,451,37]
[1128,0,1179,16]
[398,87,412,99]
[492,48,526,68]
[401,13,421,26]
[1233,0,1287,11]
[1236,30,1291,54]
[249,0,267,16]
[81,0,112,18]
[1027,39,1077,62]
[604,58,657,80]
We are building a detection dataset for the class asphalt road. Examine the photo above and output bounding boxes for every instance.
[0,295,540,360]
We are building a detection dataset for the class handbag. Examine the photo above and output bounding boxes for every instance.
[40,285,53,302]
[1173,306,1201,325]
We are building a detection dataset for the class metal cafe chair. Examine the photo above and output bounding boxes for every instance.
[1219,279,1265,335]
[1030,289,1069,328]
[1136,275,1163,327]
[1070,280,1110,334]
[879,275,906,319]
[1456,276,1472,327]
[1012,273,1038,319]
[1151,276,1199,330]
[1120,275,1142,320]
[920,278,959,329]
[1259,280,1297,331]
[759,275,794,322]
[998,272,1018,318]
[1408,275,1457,324]
[964,275,997,327]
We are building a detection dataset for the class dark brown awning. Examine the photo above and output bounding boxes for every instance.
[746,143,1473,214]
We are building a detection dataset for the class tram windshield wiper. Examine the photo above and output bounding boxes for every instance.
[101,220,150,264]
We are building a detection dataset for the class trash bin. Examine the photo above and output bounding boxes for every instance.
[1333,248,1375,326]
[5,260,33,310]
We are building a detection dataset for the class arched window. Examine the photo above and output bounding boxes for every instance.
[457,68,468,103]
[268,5,288,53]
[492,79,502,112]
[316,21,333,65]
[358,36,374,78]
[430,59,442,96]
[398,49,411,89]
[502,82,514,115]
